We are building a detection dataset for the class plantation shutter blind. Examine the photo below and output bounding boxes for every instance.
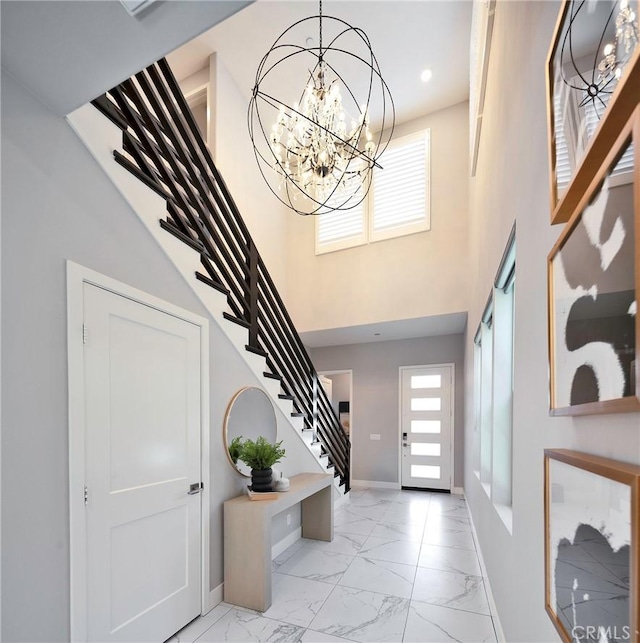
[315,187,366,254]
[584,94,635,175]
[371,130,430,241]
[553,93,573,191]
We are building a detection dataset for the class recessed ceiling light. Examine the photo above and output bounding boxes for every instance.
[421,69,433,83]
[374,333,381,336]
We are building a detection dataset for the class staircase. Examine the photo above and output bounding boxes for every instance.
[69,58,350,494]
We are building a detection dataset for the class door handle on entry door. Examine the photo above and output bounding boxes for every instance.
[402,432,408,447]
[187,482,203,495]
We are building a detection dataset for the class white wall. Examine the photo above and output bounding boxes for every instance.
[310,334,465,487]
[464,2,640,641]
[287,101,470,334]
[0,69,317,642]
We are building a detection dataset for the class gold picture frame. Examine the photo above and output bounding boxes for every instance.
[544,449,640,643]
[548,106,639,416]
[546,0,640,225]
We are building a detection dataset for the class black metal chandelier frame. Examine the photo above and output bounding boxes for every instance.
[248,2,395,216]
[559,0,638,119]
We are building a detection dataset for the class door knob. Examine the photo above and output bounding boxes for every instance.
[187,482,203,495]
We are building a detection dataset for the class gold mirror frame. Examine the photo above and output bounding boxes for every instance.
[223,387,278,477]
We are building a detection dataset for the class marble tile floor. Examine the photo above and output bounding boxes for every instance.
[170,488,497,643]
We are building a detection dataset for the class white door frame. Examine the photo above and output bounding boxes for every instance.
[398,363,455,491]
[67,261,211,641]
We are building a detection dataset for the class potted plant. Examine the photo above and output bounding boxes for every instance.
[228,436,244,465]
[239,436,286,492]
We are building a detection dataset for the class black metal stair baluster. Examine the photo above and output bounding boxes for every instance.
[110,85,216,264]
[156,59,253,246]
[142,66,251,271]
[248,242,259,350]
[130,71,252,319]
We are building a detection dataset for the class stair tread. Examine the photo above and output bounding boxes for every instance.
[245,344,267,358]
[263,371,281,381]
[278,394,295,401]
[195,271,229,296]
[222,312,251,329]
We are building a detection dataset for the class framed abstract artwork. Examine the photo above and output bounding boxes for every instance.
[544,449,640,643]
[548,105,639,416]
[546,0,640,225]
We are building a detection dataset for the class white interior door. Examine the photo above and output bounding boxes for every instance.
[401,365,453,490]
[83,283,202,642]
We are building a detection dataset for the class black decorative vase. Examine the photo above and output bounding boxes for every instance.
[251,468,273,492]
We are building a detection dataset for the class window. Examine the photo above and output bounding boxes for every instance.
[315,130,430,254]
[473,225,516,528]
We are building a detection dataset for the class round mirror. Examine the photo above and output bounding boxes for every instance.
[224,387,278,477]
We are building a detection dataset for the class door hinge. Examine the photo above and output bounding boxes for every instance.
[82,324,88,345]
[84,485,89,506]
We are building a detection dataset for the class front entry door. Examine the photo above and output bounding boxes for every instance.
[83,283,202,641]
[401,365,453,491]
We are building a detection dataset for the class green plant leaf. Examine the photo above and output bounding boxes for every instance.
[238,436,286,470]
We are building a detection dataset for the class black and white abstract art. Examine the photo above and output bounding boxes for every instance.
[551,141,637,411]
[548,458,632,643]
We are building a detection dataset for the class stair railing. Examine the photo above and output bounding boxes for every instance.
[92,58,350,492]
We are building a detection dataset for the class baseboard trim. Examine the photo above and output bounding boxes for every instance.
[272,527,302,559]
[467,509,506,642]
[206,582,224,614]
[452,486,464,495]
[351,479,401,490]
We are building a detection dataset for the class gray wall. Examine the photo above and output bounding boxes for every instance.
[0,70,316,642]
[465,2,640,641]
[310,335,465,487]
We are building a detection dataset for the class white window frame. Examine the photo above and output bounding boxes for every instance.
[473,225,516,532]
[315,129,431,254]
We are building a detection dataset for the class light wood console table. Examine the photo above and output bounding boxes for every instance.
[223,472,334,611]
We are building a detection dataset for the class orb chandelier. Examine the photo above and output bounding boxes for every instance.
[559,0,638,120]
[248,0,395,216]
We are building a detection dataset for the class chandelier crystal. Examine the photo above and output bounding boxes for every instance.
[597,0,639,85]
[558,0,639,121]
[248,0,395,216]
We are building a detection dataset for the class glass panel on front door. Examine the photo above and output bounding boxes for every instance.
[401,365,452,491]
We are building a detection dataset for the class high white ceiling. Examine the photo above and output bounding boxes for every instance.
[167,0,473,129]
